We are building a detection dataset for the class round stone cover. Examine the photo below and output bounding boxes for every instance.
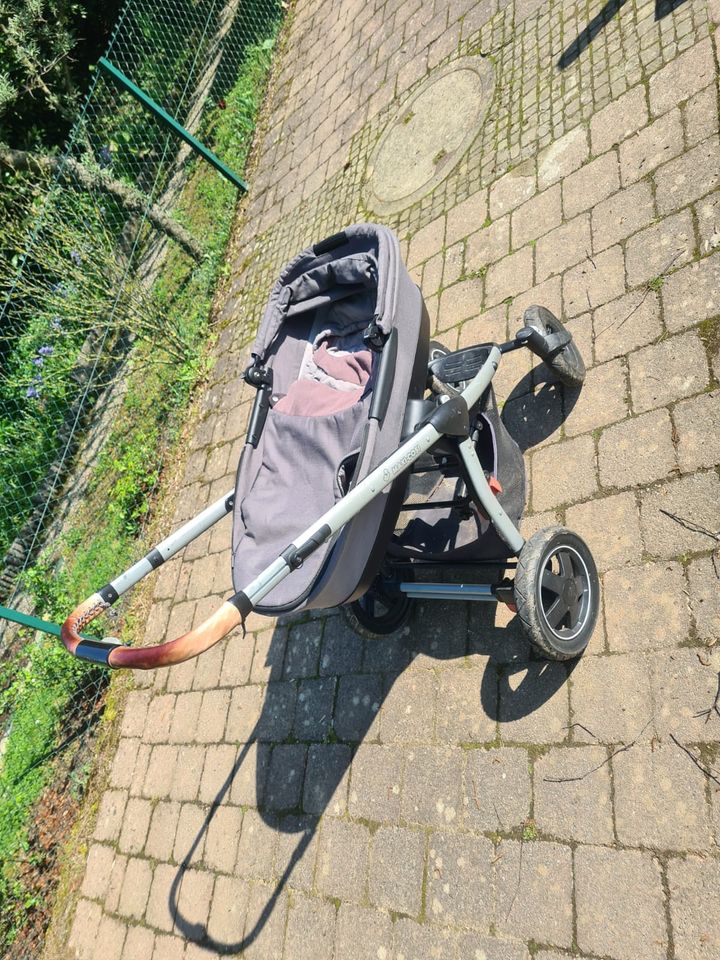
[364,57,495,216]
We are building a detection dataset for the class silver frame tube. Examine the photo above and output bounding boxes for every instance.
[109,489,234,597]
[399,583,498,601]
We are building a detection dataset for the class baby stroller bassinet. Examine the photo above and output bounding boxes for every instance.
[231,224,428,613]
[61,224,600,669]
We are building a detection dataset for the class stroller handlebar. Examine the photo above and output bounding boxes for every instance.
[61,591,242,669]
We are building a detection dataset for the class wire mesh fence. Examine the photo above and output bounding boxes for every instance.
[0,0,281,952]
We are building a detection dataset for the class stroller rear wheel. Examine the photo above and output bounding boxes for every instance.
[344,567,414,637]
[514,526,599,660]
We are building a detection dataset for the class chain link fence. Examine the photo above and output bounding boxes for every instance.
[0,0,281,952]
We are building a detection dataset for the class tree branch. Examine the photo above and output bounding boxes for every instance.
[0,145,205,262]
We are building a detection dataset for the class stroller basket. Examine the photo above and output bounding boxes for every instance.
[61,227,600,669]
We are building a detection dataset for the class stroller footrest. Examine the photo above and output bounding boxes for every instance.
[428,344,493,385]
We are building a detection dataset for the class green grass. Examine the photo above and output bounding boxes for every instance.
[0,32,277,951]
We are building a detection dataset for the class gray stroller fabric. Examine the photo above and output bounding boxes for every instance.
[231,224,427,613]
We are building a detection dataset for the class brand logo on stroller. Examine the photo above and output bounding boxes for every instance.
[383,442,422,483]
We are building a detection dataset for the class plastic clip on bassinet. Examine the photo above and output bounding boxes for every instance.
[61,223,600,668]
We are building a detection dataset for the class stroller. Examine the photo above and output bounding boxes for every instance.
[62,223,599,668]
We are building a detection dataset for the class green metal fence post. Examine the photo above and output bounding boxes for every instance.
[0,604,97,640]
[98,56,249,192]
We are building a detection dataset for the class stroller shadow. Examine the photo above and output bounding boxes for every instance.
[169,381,579,951]
[558,0,688,69]
[501,368,580,453]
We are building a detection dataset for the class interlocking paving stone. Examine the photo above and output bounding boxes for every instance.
[563,357,628,437]
[531,433,598,510]
[674,390,720,473]
[639,470,720,559]
[235,809,278,881]
[619,109,684,186]
[122,925,155,960]
[598,409,677,489]
[118,797,152,856]
[81,843,116,902]
[570,653,654,744]
[347,743,403,822]
[625,209,696,287]
[206,874,249,945]
[628,331,710,413]
[426,830,494,929]
[436,664,497,742]
[303,743,350,815]
[117,856,153,920]
[648,37,716,116]
[669,856,720,960]
[145,800,181,861]
[379,668,436,743]
[334,904,392,960]
[651,647,720,742]
[562,150,620,219]
[538,126,589,189]
[592,287,663,362]
[204,804,243,874]
[331,674,382,742]
[613,742,713,851]
[590,86,649,155]
[315,818,370,902]
[319,615,363,675]
[401,745,464,826]
[392,918,456,959]
[565,490,643,573]
[494,840,573,947]
[170,745,206,802]
[604,562,691,650]
[265,743,306,812]
[242,884,288,960]
[368,825,425,916]
[591,179,656,252]
[534,746,614,843]
[535,213,591,281]
[463,746,531,832]
[94,914,127,960]
[687,556,720,644]
[283,620,323,679]
[498,660,570,744]
[576,845,667,960]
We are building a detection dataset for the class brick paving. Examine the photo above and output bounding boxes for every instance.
[64,0,720,957]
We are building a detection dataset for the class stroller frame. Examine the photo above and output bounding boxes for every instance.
[62,319,598,669]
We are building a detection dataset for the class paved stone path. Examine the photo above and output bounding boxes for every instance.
[65,0,720,957]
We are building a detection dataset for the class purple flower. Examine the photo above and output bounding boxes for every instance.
[51,317,63,332]
[70,250,82,266]
[38,345,54,357]
[32,373,43,383]
[32,357,44,367]
[26,386,40,398]
[98,145,112,168]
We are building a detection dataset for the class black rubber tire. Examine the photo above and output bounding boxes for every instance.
[428,339,450,362]
[514,526,599,660]
[525,305,586,387]
[343,568,414,638]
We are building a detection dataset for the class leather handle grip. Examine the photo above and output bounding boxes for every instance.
[61,595,242,669]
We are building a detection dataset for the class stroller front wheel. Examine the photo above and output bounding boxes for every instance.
[344,568,414,637]
[524,305,586,387]
[514,526,599,660]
